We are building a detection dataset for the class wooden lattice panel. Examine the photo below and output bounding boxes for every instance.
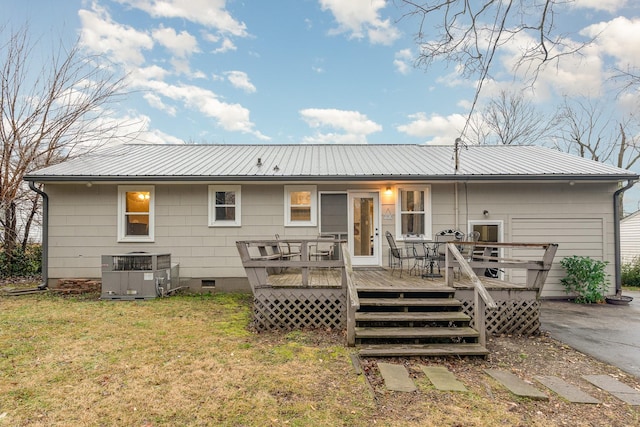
[460,299,541,336]
[253,288,346,331]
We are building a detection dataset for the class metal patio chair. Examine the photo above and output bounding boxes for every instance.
[385,231,417,278]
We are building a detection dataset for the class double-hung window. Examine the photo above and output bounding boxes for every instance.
[285,185,317,226]
[209,185,241,227]
[118,185,154,242]
[396,186,431,240]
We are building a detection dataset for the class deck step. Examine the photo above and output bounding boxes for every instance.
[359,343,488,357]
[357,286,455,293]
[358,298,462,307]
[355,326,479,339]
[355,311,470,322]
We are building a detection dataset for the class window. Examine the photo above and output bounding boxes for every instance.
[285,185,317,226]
[118,186,154,242]
[208,185,241,227]
[396,186,431,240]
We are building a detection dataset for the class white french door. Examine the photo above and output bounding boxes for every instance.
[348,192,381,266]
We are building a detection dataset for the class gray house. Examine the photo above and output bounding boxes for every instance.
[24,143,637,298]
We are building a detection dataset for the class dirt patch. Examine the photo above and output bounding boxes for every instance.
[360,333,640,426]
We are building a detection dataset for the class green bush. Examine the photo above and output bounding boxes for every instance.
[622,257,640,288]
[560,255,610,303]
[0,244,42,279]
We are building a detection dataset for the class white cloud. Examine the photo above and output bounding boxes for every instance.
[142,80,269,140]
[225,71,256,93]
[114,0,248,36]
[572,0,627,13]
[143,93,177,116]
[394,49,413,75]
[213,38,237,54]
[78,5,153,67]
[152,26,199,57]
[300,108,382,144]
[397,112,467,145]
[582,17,640,70]
[319,0,400,45]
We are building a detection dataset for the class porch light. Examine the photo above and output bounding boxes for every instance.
[385,186,392,195]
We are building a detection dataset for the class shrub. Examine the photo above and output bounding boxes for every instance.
[0,244,42,279]
[560,255,610,303]
[622,257,640,288]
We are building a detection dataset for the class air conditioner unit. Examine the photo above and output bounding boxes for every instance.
[101,253,173,300]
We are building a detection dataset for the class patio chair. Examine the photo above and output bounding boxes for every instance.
[385,231,417,278]
[410,242,429,276]
[433,229,465,274]
[309,236,335,262]
[275,233,301,261]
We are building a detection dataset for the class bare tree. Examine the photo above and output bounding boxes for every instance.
[398,1,588,133]
[0,25,135,268]
[556,97,640,216]
[482,90,557,145]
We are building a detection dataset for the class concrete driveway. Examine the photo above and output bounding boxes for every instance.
[540,291,640,379]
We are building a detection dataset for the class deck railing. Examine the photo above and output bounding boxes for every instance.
[443,241,558,345]
[341,242,360,346]
[236,238,345,291]
[443,242,497,347]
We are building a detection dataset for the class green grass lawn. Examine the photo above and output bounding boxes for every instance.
[2,292,639,427]
[0,293,374,426]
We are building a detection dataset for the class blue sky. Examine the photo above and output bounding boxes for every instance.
[4,0,640,148]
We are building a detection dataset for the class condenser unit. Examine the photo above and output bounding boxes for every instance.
[101,253,175,300]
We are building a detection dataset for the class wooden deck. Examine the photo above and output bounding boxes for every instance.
[267,267,531,291]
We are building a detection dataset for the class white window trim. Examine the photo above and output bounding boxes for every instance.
[208,185,241,227]
[284,185,317,227]
[117,185,155,243]
[395,185,432,241]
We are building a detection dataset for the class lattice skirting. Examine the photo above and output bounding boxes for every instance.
[253,288,346,331]
[456,289,541,336]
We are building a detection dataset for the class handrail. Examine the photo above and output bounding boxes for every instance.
[236,239,345,291]
[444,242,497,347]
[341,242,359,347]
[445,243,497,310]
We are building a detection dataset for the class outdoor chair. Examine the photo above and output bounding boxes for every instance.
[309,236,335,262]
[433,229,465,274]
[275,233,302,261]
[410,242,429,276]
[385,231,417,278]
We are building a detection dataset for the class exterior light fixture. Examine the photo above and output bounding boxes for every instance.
[483,210,489,217]
[385,186,392,195]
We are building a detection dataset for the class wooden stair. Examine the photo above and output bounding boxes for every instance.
[354,286,488,357]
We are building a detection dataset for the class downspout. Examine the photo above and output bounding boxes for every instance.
[614,179,637,296]
[28,181,48,290]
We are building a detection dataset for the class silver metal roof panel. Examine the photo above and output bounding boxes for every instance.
[24,143,638,181]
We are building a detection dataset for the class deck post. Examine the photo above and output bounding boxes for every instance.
[342,243,359,347]
[475,289,487,347]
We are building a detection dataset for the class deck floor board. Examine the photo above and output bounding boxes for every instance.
[266,267,529,290]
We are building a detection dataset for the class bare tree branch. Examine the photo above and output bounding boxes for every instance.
[0,24,138,261]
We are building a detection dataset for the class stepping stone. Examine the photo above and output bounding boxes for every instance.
[420,366,468,392]
[535,375,600,404]
[378,362,417,392]
[583,375,640,405]
[485,369,548,401]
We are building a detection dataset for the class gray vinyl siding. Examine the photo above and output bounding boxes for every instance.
[45,180,618,297]
[621,212,640,264]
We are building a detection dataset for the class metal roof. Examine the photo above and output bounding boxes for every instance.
[24,143,638,182]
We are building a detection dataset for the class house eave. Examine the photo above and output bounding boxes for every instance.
[23,173,638,184]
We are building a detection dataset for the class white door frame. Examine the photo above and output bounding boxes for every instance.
[348,191,381,266]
